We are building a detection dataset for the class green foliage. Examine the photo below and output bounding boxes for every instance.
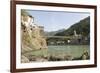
[55,16,90,37]
[21,9,29,16]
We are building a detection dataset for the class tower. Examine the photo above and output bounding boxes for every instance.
[74,30,77,37]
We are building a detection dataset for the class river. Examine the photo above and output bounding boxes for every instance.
[48,45,90,58]
[24,45,90,61]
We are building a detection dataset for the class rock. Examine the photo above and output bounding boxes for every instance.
[21,11,48,63]
[21,55,29,63]
[21,12,48,63]
[81,50,89,60]
[21,14,48,51]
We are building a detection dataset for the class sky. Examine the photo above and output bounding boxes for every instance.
[26,10,90,32]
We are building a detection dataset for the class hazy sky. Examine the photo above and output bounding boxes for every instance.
[26,10,90,32]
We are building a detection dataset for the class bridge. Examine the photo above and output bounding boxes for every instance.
[45,35,82,40]
[45,35,82,45]
[46,36,74,39]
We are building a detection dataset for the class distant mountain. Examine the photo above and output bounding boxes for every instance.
[45,29,66,36]
[55,16,90,36]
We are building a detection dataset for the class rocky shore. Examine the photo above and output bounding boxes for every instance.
[21,50,89,63]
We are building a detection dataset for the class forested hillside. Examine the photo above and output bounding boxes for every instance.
[55,16,90,37]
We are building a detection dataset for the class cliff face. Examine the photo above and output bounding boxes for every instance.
[21,11,48,63]
[21,25,47,53]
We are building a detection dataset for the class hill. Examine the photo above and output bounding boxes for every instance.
[45,29,65,36]
[55,16,90,37]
